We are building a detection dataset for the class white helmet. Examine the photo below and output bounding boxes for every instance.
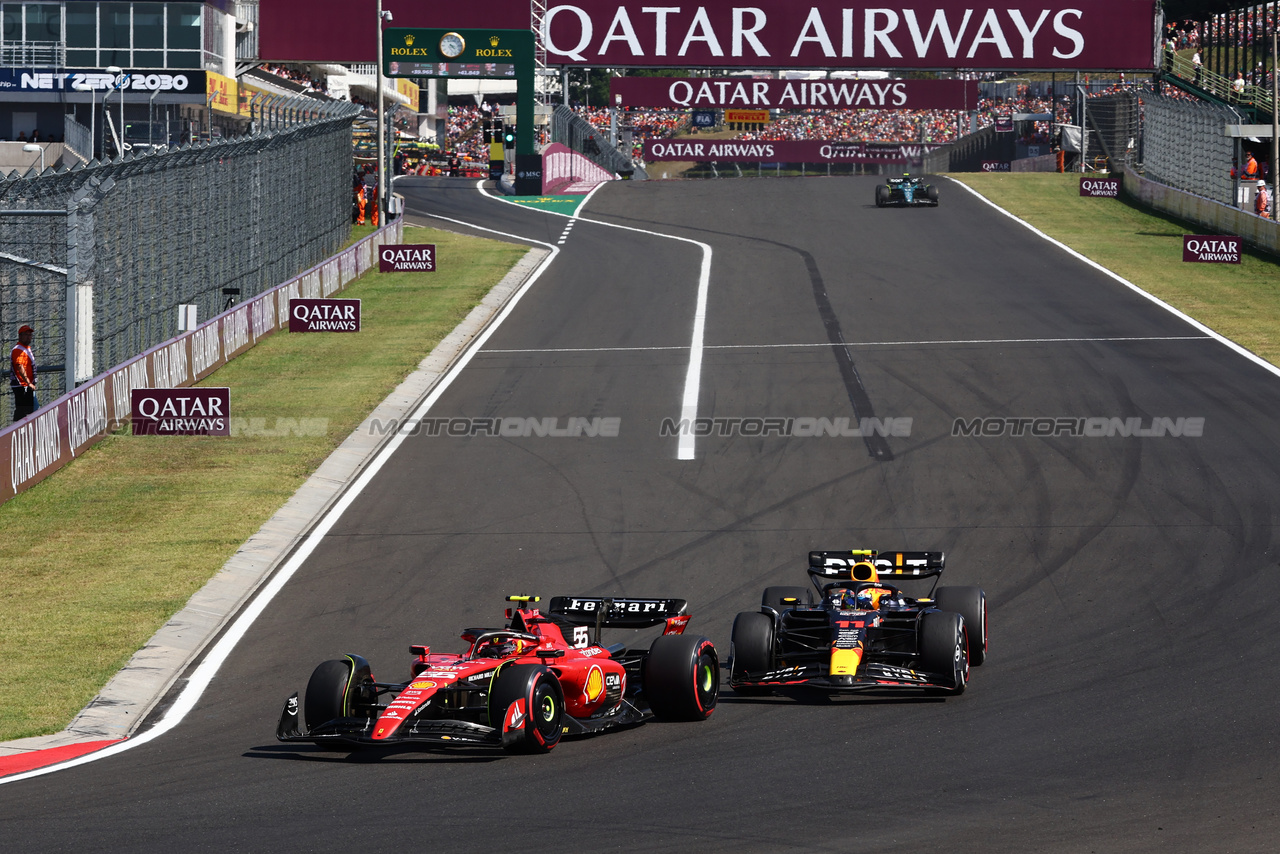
[1259,180,1267,188]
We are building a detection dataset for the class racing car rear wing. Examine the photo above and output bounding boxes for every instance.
[546,596,688,629]
[808,550,945,580]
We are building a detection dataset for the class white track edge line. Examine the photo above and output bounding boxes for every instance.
[946,177,1280,380]
[481,182,712,460]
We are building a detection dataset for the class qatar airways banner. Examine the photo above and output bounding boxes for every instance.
[644,138,944,162]
[543,1,1160,70]
[612,76,979,109]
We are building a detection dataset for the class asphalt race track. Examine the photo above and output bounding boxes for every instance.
[3,176,1280,852]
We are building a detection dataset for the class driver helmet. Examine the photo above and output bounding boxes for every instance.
[853,588,879,610]
[479,637,528,658]
[828,587,859,609]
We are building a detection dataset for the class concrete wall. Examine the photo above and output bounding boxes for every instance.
[1123,166,1279,258]
[1011,152,1059,172]
[0,141,76,175]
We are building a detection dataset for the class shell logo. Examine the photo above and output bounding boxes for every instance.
[583,665,604,702]
[409,680,436,690]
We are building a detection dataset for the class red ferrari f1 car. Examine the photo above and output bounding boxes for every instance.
[277,595,718,753]
[729,550,987,696]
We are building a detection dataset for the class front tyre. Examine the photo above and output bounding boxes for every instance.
[926,184,940,203]
[761,585,812,611]
[729,611,775,695]
[644,634,719,720]
[935,586,987,665]
[488,664,564,753]
[920,610,968,694]
[304,655,373,731]
[875,185,889,207]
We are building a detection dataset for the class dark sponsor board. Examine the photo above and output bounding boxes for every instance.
[515,154,544,195]
[994,115,1014,132]
[288,298,361,333]
[379,244,436,273]
[691,109,717,127]
[131,388,230,436]
[0,68,204,94]
[1183,235,1241,264]
[644,139,941,163]
[981,161,1011,172]
[1080,176,1119,197]
[613,76,979,110]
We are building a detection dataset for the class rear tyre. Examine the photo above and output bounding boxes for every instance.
[644,634,719,720]
[935,586,987,666]
[304,659,354,730]
[761,585,812,611]
[488,663,564,753]
[920,610,968,694]
[730,611,775,695]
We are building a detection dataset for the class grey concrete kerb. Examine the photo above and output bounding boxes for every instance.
[0,244,551,759]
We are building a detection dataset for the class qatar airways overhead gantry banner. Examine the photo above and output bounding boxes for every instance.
[612,76,980,109]
[542,2,1160,70]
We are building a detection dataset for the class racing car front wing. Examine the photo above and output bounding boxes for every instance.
[730,662,949,693]
[276,692,650,748]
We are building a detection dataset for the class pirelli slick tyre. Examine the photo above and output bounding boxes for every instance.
[644,634,719,721]
[730,611,775,695]
[926,184,940,204]
[304,655,373,731]
[921,610,968,694]
[488,663,564,754]
[875,184,889,207]
[761,585,812,611]
[935,586,987,666]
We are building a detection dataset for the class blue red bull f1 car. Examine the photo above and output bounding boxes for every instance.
[277,595,718,754]
[729,550,986,696]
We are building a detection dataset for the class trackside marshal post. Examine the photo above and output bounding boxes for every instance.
[380,244,436,273]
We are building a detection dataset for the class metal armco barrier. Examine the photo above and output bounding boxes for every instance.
[0,217,403,506]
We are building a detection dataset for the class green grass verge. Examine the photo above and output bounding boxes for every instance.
[950,173,1280,366]
[0,226,527,741]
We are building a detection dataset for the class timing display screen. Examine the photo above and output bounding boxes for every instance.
[389,62,516,78]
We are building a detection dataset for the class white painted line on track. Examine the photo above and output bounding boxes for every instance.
[947,178,1280,380]
[481,182,712,460]
[0,218,562,785]
[480,335,1213,354]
